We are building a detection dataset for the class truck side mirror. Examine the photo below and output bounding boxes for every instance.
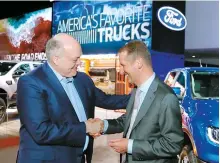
[12,73,21,78]
[12,71,25,78]
[172,87,183,100]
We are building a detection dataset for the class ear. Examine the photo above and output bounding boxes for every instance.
[52,55,59,66]
[136,58,143,69]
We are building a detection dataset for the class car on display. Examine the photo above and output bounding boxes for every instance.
[0,60,42,124]
[164,67,219,163]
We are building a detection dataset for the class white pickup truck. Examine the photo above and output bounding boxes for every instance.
[0,60,42,124]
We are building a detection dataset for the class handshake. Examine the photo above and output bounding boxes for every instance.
[85,118,104,138]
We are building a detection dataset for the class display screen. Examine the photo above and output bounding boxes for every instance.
[52,1,152,54]
[0,7,52,61]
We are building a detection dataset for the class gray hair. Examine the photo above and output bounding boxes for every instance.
[45,37,63,61]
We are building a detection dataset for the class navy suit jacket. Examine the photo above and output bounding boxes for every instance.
[16,63,129,163]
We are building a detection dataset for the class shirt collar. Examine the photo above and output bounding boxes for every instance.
[138,72,156,93]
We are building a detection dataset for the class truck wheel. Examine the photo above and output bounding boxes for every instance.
[0,98,6,124]
[178,145,197,163]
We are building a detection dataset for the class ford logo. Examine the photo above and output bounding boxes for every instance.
[157,6,187,31]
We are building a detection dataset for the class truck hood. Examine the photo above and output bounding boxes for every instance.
[195,98,219,128]
[0,75,5,80]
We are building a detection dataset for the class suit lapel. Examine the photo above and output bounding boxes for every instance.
[123,89,136,137]
[131,77,159,131]
[43,63,70,103]
[73,75,89,118]
[42,63,79,120]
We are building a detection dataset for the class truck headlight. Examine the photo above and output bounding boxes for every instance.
[207,127,219,144]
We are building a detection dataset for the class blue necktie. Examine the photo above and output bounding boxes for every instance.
[62,77,88,150]
[63,77,87,121]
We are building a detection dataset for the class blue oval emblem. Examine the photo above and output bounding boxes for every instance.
[157,6,187,31]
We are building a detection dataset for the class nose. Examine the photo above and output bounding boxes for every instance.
[77,59,81,66]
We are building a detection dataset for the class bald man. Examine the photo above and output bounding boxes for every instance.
[16,33,129,163]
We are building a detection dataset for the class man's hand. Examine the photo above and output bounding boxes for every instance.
[108,138,128,154]
[85,118,104,137]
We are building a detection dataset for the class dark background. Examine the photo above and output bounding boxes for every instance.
[152,1,185,54]
[0,1,52,20]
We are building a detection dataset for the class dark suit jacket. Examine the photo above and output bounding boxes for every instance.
[106,77,184,163]
[16,62,129,163]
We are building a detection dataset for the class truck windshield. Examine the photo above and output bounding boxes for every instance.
[0,62,17,76]
[191,71,219,99]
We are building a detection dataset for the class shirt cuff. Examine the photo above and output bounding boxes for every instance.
[103,120,109,134]
[127,139,133,154]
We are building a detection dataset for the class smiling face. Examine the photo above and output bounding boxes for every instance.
[55,46,81,77]
[117,40,153,86]
[119,51,138,84]
[51,34,82,77]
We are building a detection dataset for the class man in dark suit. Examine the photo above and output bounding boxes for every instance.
[16,33,129,163]
[100,40,184,163]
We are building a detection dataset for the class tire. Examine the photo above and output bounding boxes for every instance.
[178,145,197,163]
[0,97,6,124]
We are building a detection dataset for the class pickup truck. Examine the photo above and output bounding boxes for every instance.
[164,67,219,163]
[0,61,42,124]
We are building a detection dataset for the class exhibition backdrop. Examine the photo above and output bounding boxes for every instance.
[52,1,152,54]
[0,7,52,61]
[52,0,184,94]
[0,1,185,96]
[52,0,153,94]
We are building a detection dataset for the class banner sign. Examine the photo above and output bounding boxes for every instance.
[0,52,47,61]
[52,1,152,54]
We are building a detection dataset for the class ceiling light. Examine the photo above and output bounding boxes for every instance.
[192,55,196,58]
